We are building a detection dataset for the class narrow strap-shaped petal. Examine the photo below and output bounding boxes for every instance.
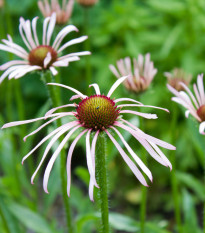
[109,64,121,78]
[24,114,76,141]
[105,129,148,186]
[49,67,58,76]
[46,13,56,45]
[107,76,128,97]
[32,16,39,46]
[149,141,172,170]
[119,120,176,150]
[58,51,91,61]
[22,122,73,164]
[89,84,101,95]
[197,74,205,105]
[57,36,88,53]
[31,122,79,184]
[43,17,50,45]
[193,83,202,106]
[0,60,28,71]
[67,129,88,196]
[114,97,143,105]
[2,38,28,56]
[52,56,80,67]
[2,112,70,129]
[86,130,99,188]
[44,52,52,68]
[43,125,81,193]
[120,110,158,119]
[111,126,153,181]
[118,104,169,112]
[19,20,32,51]
[199,121,205,135]
[47,83,87,99]
[14,66,42,79]
[52,25,78,50]
[0,43,28,59]
[45,104,76,117]
[89,130,99,201]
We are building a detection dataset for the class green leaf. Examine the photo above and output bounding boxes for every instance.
[7,202,54,233]
[177,172,205,201]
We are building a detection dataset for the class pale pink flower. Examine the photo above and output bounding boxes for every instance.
[2,77,175,201]
[0,0,4,8]
[76,0,98,7]
[109,53,157,93]
[0,13,90,84]
[38,0,74,25]
[164,68,192,91]
[167,74,205,135]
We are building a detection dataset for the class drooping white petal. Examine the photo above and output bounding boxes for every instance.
[199,122,205,135]
[43,124,81,193]
[86,130,99,188]
[89,84,101,95]
[58,51,91,61]
[31,122,80,184]
[32,16,39,46]
[0,44,28,59]
[46,13,56,45]
[120,110,158,119]
[43,16,50,45]
[44,104,75,117]
[118,104,169,112]
[44,52,52,68]
[67,130,88,196]
[57,36,88,53]
[0,60,28,71]
[49,67,58,76]
[47,83,87,99]
[107,76,128,97]
[114,97,143,105]
[111,126,153,181]
[105,129,148,186]
[109,64,121,78]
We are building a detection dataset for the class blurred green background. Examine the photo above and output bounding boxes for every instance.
[0,0,205,232]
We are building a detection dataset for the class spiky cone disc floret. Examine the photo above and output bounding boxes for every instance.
[38,0,74,25]
[2,76,175,201]
[109,53,157,93]
[0,13,90,84]
[167,73,205,135]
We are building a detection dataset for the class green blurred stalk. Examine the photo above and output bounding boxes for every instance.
[96,132,110,233]
[42,71,73,233]
[83,8,92,95]
[170,105,183,233]
[0,205,11,233]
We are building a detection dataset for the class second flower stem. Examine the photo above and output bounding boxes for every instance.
[42,71,73,233]
[96,132,110,233]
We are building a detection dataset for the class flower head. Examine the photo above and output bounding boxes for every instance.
[2,77,175,201]
[0,0,4,8]
[164,68,192,91]
[38,0,74,25]
[167,74,205,135]
[76,0,98,7]
[0,13,90,83]
[109,53,157,93]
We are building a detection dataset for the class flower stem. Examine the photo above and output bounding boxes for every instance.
[96,132,110,233]
[0,203,11,233]
[170,105,182,233]
[42,71,73,233]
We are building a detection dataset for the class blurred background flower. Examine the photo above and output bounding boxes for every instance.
[109,53,157,94]
[76,0,98,7]
[164,68,192,91]
[38,0,74,25]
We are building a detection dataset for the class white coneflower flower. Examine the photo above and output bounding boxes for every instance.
[164,68,192,91]
[167,74,205,135]
[2,77,175,201]
[109,53,157,93]
[76,0,98,7]
[0,13,90,83]
[38,0,74,25]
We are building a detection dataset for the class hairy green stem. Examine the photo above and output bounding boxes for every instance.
[170,106,182,233]
[96,132,110,233]
[42,71,73,233]
[83,8,92,95]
